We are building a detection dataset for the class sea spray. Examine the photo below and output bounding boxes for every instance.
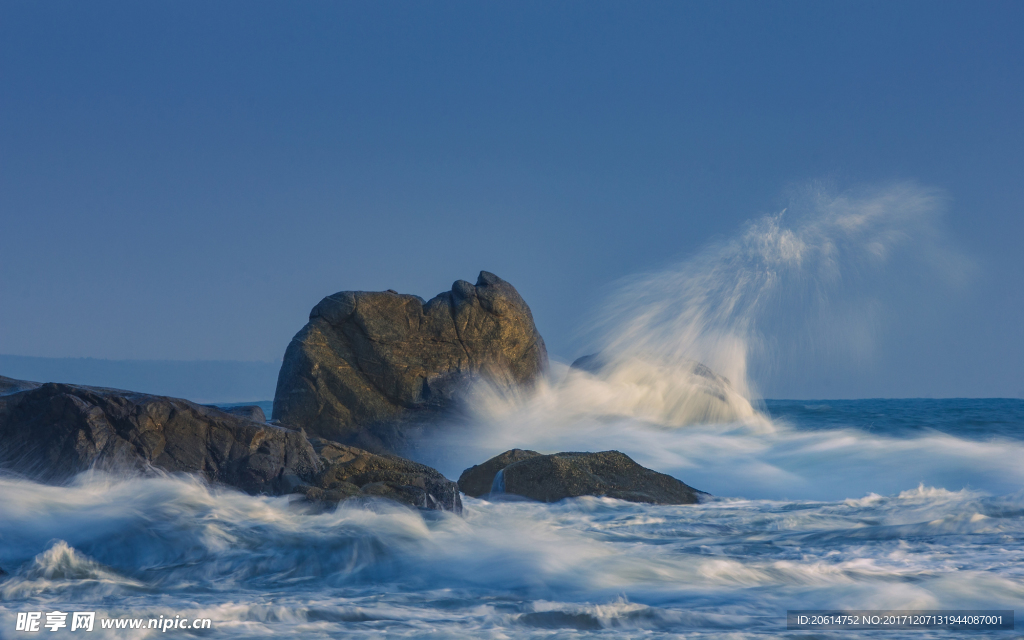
[1,441,1023,638]
[607,182,961,379]
[1,184,1015,638]
[409,184,971,488]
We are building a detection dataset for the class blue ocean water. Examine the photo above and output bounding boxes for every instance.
[1,398,1023,638]
[765,398,1024,439]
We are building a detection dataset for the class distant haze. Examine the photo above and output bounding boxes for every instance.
[0,355,280,404]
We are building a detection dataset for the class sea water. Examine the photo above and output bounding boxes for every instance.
[1,399,1022,638]
[3,184,1019,637]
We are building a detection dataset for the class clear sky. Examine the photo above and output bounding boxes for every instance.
[1,1,1021,398]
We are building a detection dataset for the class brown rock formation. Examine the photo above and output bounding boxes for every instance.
[272,271,547,451]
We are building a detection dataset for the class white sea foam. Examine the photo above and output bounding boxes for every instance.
[0,472,1022,637]
[571,182,961,412]
[411,184,993,504]
[0,183,1016,637]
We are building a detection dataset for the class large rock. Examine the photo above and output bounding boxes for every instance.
[0,377,460,512]
[273,271,548,450]
[464,449,703,504]
[0,379,318,493]
[458,448,540,497]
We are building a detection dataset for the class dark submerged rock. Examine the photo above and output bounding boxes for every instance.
[457,448,541,497]
[568,353,607,374]
[519,611,603,631]
[0,378,460,512]
[490,450,702,504]
[272,271,548,452]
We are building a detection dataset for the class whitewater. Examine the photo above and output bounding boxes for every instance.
[1,184,1022,637]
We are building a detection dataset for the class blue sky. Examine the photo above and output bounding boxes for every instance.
[1,1,1021,398]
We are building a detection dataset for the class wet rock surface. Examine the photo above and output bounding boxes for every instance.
[0,377,460,512]
[0,379,319,494]
[272,271,547,451]
[457,448,541,497]
[463,449,703,504]
[298,439,461,512]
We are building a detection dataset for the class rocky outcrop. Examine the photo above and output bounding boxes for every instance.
[458,448,540,497]
[272,271,548,450]
[0,375,41,395]
[0,378,460,512]
[0,380,317,493]
[463,449,703,504]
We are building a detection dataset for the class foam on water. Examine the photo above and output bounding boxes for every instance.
[1,183,1019,637]
[424,399,1024,501]
[1,469,1022,637]
[407,185,995,501]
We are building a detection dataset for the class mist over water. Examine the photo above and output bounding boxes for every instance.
[2,183,1021,637]
[418,183,996,501]
[589,181,959,403]
[1,462,1022,638]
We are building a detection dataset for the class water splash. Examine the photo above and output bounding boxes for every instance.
[457,182,963,437]
[1,181,1008,638]
[408,182,975,488]
[1,470,1022,637]
[579,181,957,421]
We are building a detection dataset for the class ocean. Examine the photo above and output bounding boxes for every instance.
[3,187,1019,637]
[1,397,1022,638]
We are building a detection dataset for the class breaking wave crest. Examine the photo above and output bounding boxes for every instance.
[1,182,1015,637]
[1,471,1023,637]
[459,182,961,438]
[415,184,978,497]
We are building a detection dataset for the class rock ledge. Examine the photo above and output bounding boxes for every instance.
[461,449,703,504]
[0,376,460,512]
